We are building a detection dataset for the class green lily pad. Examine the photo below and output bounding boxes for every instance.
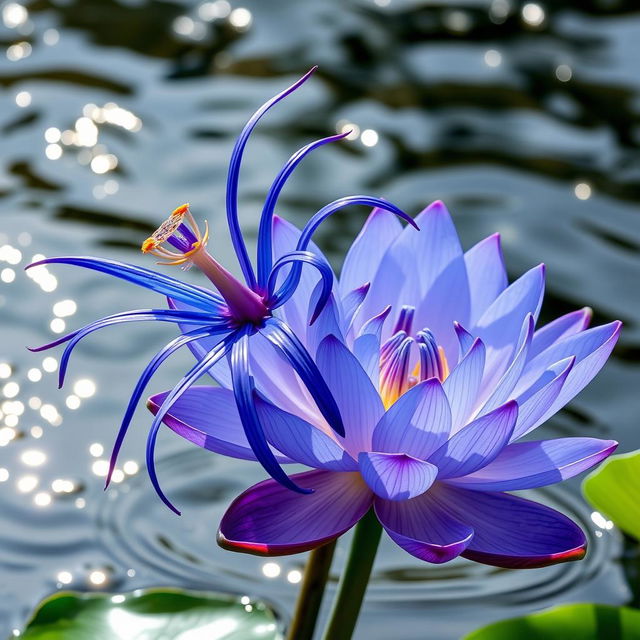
[582,450,640,541]
[464,603,640,640]
[17,587,282,640]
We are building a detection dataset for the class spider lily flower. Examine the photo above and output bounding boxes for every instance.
[25,67,416,515]
[150,201,621,568]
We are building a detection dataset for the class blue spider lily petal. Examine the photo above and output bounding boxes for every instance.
[256,131,350,289]
[27,257,224,312]
[106,325,230,488]
[226,66,318,289]
[267,250,334,324]
[145,331,239,514]
[231,329,311,495]
[260,317,345,437]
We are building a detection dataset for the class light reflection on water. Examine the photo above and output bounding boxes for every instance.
[1,0,639,637]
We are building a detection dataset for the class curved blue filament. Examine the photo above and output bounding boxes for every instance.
[267,251,334,324]
[230,330,311,495]
[260,316,345,437]
[276,196,416,305]
[56,310,230,388]
[106,326,230,488]
[226,67,318,290]
[256,131,349,289]
[26,257,224,312]
[29,308,219,353]
[145,331,239,515]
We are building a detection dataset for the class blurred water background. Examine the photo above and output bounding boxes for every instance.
[1,0,639,637]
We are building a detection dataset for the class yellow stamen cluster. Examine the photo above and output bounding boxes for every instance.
[379,344,450,409]
[141,203,209,266]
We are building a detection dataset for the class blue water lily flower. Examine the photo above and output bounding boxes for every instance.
[149,201,621,568]
[27,67,416,514]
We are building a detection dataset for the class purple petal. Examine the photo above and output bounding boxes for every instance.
[305,287,345,358]
[446,437,618,491]
[218,470,372,556]
[254,396,357,471]
[428,401,518,478]
[372,378,452,460]
[433,485,587,568]
[339,207,403,296]
[374,490,473,563]
[510,357,575,441]
[341,283,370,334]
[464,233,508,325]
[409,202,471,361]
[316,335,384,456]
[515,321,621,403]
[544,323,621,419]
[473,264,545,386]
[147,387,292,463]
[353,306,391,389]
[453,321,475,359]
[443,337,486,434]
[359,452,437,501]
[477,314,534,414]
[530,307,592,360]
[358,201,469,347]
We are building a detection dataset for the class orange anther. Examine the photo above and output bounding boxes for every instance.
[141,237,157,253]
[171,203,190,217]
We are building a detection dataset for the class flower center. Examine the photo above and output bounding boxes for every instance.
[142,204,269,325]
[379,306,449,409]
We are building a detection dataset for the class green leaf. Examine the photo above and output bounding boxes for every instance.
[464,604,640,640]
[582,449,640,541]
[18,587,282,640]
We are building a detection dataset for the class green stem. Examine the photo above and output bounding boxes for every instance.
[320,509,383,640]
[286,540,337,640]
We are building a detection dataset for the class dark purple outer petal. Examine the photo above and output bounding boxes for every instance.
[218,470,373,556]
[433,484,587,568]
[374,489,473,563]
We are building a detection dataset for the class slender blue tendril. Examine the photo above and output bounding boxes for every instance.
[226,67,318,290]
[231,329,311,494]
[54,310,229,388]
[256,131,349,289]
[145,331,239,515]
[260,317,345,437]
[106,325,230,488]
[273,196,417,305]
[267,251,334,324]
